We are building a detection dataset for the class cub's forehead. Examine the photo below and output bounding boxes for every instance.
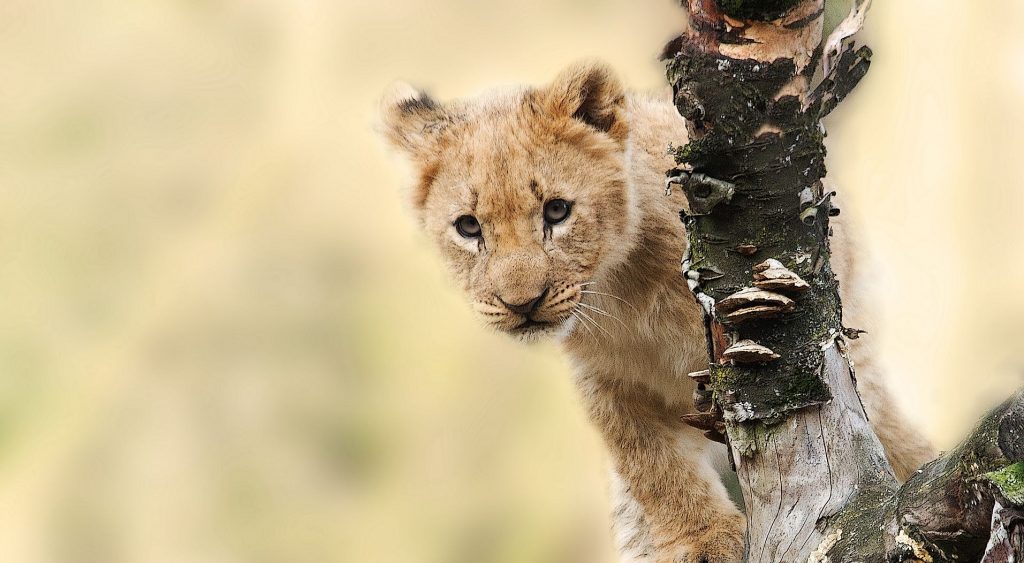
[453,92,538,142]
[435,127,545,219]
[460,86,532,116]
[441,94,549,174]
[425,88,584,216]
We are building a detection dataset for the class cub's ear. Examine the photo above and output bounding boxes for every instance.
[542,61,627,143]
[378,82,451,158]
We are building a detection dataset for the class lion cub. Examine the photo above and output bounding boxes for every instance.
[380,62,934,563]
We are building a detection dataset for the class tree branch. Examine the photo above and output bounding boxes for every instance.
[662,0,1024,560]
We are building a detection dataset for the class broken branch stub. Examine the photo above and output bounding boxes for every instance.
[666,169,736,215]
[981,501,1024,562]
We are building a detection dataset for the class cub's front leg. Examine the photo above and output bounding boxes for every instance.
[578,374,745,563]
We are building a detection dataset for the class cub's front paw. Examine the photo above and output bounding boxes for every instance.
[677,515,746,563]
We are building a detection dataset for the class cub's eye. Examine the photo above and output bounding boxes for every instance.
[454,215,482,238]
[543,199,572,225]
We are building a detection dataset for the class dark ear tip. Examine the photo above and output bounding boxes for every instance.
[378,81,450,154]
[397,95,439,115]
[569,60,619,88]
[554,61,625,135]
[572,103,617,133]
[380,81,427,116]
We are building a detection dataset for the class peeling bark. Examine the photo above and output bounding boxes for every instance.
[663,0,1024,561]
[982,501,1024,562]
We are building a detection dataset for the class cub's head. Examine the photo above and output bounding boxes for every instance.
[380,62,633,341]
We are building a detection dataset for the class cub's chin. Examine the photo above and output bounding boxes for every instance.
[491,315,578,344]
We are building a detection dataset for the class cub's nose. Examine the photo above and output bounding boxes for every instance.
[498,287,549,315]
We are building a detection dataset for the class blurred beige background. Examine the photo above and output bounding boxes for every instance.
[0,1,1022,562]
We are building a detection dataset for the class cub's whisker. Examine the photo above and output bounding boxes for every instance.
[574,307,613,338]
[570,311,595,338]
[580,290,640,314]
[577,302,628,330]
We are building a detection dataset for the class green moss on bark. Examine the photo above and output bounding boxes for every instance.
[818,476,898,561]
[881,392,1024,561]
[986,462,1024,505]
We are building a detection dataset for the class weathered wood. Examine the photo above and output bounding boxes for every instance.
[802,391,1024,561]
[733,343,891,562]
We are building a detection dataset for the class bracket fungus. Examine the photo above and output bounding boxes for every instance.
[716,287,796,324]
[687,369,711,383]
[681,411,727,444]
[722,339,780,364]
[752,258,810,293]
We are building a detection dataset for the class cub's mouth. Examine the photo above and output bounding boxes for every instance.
[506,311,577,341]
[472,283,584,339]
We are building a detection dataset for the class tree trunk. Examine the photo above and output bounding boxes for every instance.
[662,1,1024,560]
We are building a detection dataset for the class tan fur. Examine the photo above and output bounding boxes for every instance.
[381,62,935,563]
